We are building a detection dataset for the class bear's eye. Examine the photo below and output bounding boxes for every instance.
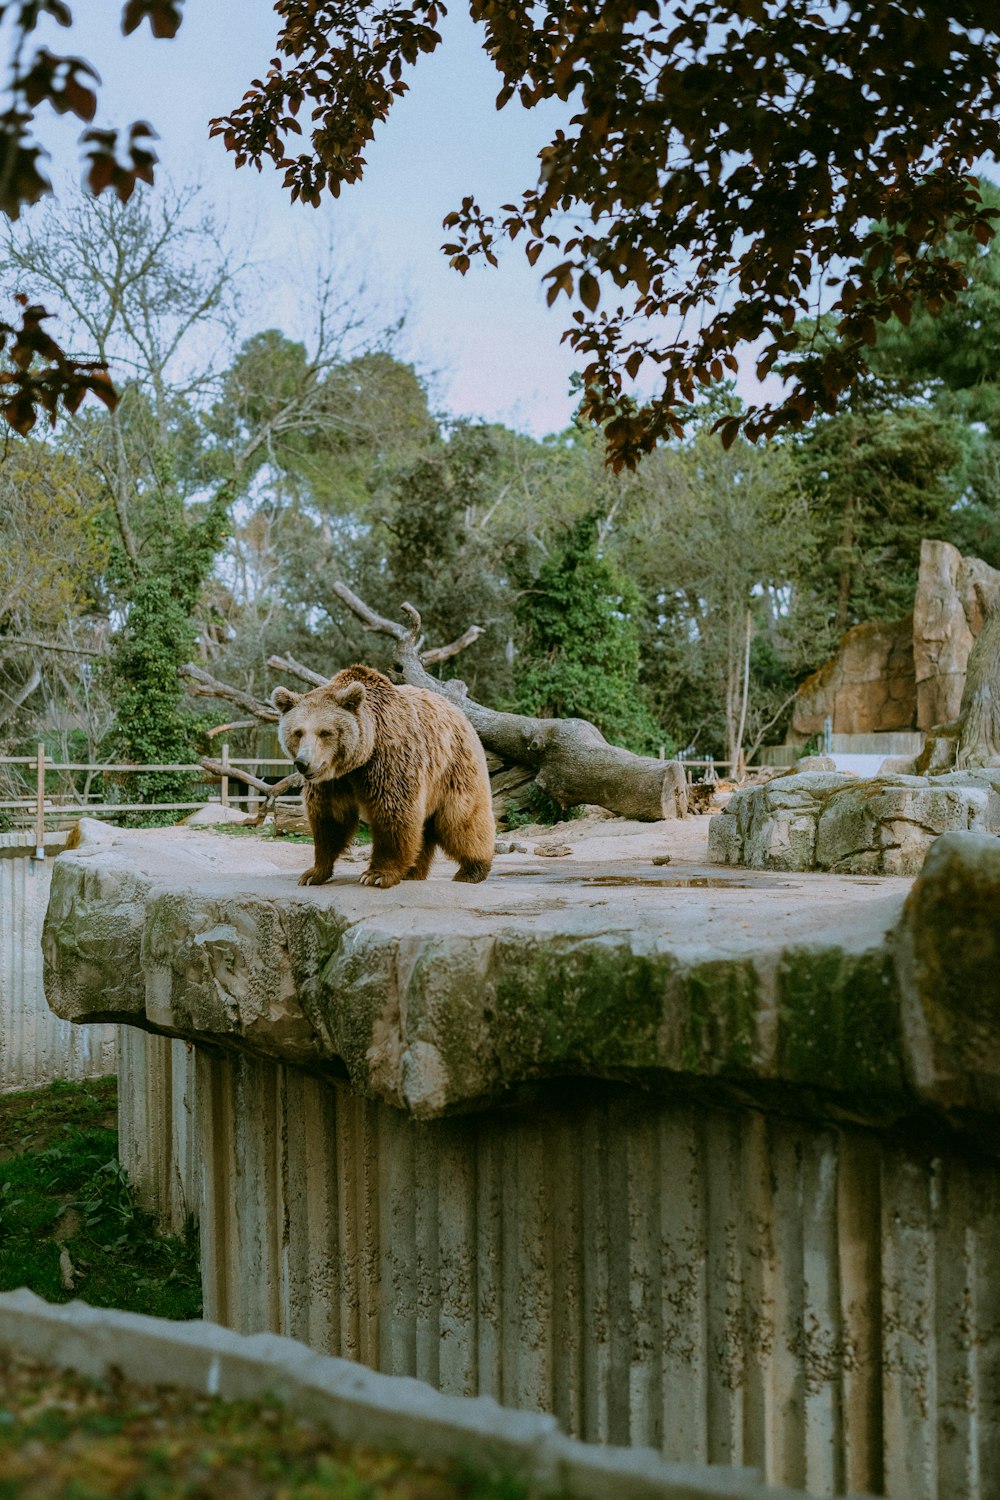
[318,730,332,740]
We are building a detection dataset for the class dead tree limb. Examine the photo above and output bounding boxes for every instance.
[421,625,485,665]
[267,653,327,688]
[182,592,687,821]
[199,758,302,827]
[329,584,687,820]
[206,719,257,738]
[180,663,278,722]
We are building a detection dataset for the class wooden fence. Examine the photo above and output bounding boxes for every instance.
[0,746,291,856]
[0,745,750,859]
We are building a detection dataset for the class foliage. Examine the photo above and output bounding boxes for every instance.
[0,1077,201,1321]
[0,440,105,629]
[0,0,180,431]
[0,1357,531,1500]
[105,489,230,820]
[0,189,244,796]
[513,514,666,753]
[619,423,808,763]
[792,403,966,637]
[212,0,1000,465]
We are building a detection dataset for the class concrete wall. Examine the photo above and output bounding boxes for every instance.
[122,1043,999,1500]
[0,833,116,1092]
[116,1028,198,1230]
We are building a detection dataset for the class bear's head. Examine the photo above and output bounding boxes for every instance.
[271,680,376,783]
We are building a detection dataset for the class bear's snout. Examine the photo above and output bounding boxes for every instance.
[294,756,311,777]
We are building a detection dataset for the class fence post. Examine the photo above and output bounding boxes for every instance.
[221,741,229,809]
[34,741,45,860]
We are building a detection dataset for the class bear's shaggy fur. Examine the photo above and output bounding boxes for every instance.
[272,663,495,888]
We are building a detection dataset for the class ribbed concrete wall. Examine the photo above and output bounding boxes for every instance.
[116,1029,198,1231]
[172,1048,1000,1500]
[0,836,116,1091]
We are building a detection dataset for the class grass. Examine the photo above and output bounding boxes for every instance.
[0,1356,534,1500]
[209,821,372,845]
[0,1077,201,1321]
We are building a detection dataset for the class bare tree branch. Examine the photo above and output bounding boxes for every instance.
[205,719,257,738]
[0,636,102,657]
[0,662,41,729]
[421,625,485,665]
[266,653,327,687]
[199,758,303,828]
[179,663,278,721]
[200,759,301,798]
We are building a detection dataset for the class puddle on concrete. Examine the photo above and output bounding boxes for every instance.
[583,875,760,889]
[495,870,793,890]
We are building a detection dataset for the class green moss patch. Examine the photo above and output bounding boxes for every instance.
[0,1355,529,1500]
[776,948,904,1099]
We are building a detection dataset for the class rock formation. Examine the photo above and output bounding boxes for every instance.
[789,539,1000,741]
[792,616,915,737]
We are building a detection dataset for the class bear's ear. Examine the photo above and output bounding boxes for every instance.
[335,682,366,712]
[270,686,301,713]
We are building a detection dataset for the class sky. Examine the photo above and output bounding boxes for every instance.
[37,4,585,438]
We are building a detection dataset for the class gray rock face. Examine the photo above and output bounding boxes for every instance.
[710,770,1000,875]
[896,830,1000,1120]
[914,538,1000,729]
[38,821,1000,1157]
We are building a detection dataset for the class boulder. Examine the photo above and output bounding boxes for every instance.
[710,770,1000,875]
[895,830,1000,1119]
[913,538,1000,729]
[708,772,856,870]
[791,616,915,737]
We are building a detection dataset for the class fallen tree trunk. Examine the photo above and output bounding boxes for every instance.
[329,585,687,820]
[181,591,687,822]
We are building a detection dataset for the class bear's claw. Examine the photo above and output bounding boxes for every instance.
[359,868,401,888]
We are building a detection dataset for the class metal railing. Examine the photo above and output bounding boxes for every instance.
[0,744,292,858]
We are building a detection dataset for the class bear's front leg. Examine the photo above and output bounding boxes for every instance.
[299,790,358,886]
[359,816,421,889]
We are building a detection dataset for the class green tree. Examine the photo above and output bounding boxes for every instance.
[793,404,966,640]
[106,491,230,818]
[0,187,242,804]
[620,423,809,768]
[513,514,665,754]
[0,440,106,733]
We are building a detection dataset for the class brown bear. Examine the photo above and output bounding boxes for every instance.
[271,663,495,888]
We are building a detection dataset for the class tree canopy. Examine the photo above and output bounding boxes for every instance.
[213,0,1000,465]
[3,3,1000,461]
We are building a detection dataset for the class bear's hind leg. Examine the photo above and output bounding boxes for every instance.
[436,795,495,883]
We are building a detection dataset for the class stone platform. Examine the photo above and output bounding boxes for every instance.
[40,818,1000,1499]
